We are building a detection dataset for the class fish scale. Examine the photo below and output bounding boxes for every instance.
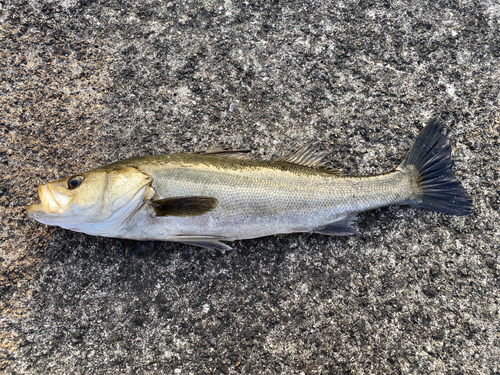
[114,155,411,240]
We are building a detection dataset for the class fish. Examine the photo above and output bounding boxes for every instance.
[27,118,472,250]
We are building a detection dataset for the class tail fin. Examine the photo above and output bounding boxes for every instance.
[398,117,472,215]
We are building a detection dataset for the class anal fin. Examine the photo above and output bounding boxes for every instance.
[313,215,359,236]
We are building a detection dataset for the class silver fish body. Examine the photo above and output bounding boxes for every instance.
[27,118,472,250]
[113,155,411,240]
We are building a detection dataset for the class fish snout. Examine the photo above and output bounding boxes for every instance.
[38,184,71,213]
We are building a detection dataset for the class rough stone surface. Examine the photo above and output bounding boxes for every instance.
[1,0,499,374]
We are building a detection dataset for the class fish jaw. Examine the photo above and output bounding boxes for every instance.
[26,183,73,225]
[26,203,44,219]
[26,202,65,226]
[39,184,71,213]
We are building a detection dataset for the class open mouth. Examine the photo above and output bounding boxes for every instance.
[27,184,71,217]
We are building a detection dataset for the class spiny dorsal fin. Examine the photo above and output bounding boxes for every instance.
[276,143,342,175]
[193,148,251,159]
[151,196,218,217]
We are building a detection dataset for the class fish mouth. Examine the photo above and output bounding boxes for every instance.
[26,203,45,219]
[27,184,71,217]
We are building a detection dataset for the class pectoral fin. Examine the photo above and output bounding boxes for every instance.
[313,215,359,236]
[151,196,218,217]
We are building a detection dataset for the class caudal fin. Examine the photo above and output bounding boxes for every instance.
[398,117,472,215]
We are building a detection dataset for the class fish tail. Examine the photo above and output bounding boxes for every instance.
[398,117,472,215]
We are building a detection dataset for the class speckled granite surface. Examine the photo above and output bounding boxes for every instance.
[1,0,499,374]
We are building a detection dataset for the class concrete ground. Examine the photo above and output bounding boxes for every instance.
[1,0,499,374]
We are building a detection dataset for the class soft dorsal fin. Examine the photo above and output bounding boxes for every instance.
[276,143,342,175]
[192,148,251,159]
[151,196,218,217]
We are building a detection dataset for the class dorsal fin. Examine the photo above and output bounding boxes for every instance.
[192,148,251,159]
[276,143,342,175]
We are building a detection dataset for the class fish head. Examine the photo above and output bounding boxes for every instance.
[27,166,154,236]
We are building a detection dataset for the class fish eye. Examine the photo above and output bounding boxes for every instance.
[67,175,84,190]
